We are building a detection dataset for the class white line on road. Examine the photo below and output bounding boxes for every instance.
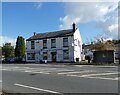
[44,69,74,73]
[81,72,119,77]
[58,70,96,75]
[24,71,50,74]
[87,77,118,80]
[67,75,118,80]
[32,72,50,74]
[14,83,60,94]
[0,80,2,83]
[0,69,8,70]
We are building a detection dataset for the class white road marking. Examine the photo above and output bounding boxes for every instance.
[89,76,118,80]
[83,76,118,80]
[2,66,119,81]
[24,70,32,72]
[44,69,74,73]
[81,72,118,77]
[74,65,84,67]
[30,68,57,70]
[31,72,50,74]
[24,68,74,74]
[67,75,118,80]
[94,66,117,68]
[24,70,50,74]
[0,69,8,70]
[13,67,19,68]
[58,70,96,75]
[14,83,60,94]
[0,80,2,83]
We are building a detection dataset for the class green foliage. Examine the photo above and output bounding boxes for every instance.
[15,36,25,57]
[112,40,120,44]
[88,38,115,51]
[2,43,14,58]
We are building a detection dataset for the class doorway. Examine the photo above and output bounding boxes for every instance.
[51,52,56,63]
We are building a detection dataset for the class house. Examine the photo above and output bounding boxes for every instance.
[26,23,82,63]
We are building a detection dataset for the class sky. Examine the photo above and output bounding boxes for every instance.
[1,2,119,46]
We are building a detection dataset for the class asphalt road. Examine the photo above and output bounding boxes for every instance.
[1,64,119,95]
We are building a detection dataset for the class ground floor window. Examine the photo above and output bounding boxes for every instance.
[27,53,35,60]
[43,52,47,60]
[63,50,69,60]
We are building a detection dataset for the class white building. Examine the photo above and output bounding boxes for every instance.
[26,23,82,63]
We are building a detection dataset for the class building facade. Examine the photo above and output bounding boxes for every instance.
[26,23,82,63]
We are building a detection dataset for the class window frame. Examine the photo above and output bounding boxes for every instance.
[31,41,35,49]
[63,50,69,60]
[27,53,35,60]
[43,40,47,49]
[51,39,56,48]
[63,38,68,47]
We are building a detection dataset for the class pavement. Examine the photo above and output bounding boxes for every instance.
[1,64,120,94]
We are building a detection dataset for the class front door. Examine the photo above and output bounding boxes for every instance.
[51,52,56,63]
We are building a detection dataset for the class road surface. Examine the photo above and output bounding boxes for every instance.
[1,64,119,95]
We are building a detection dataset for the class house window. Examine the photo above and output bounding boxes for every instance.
[63,38,68,47]
[43,52,47,60]
[31,41,35,49]
[63,50,69,60]
[51,39,56,48]
[27,53,35,60]
[43,40,47,49]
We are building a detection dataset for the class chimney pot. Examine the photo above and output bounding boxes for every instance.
[73,22,76,32]
[34,32,36,36]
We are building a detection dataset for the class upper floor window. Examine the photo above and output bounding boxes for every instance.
[51,39,56,48]
[43,40,47,49]
[31,41,35,49]
[63,38,68,47]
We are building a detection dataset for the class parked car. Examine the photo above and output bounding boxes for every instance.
[2,58,11,63]
[2,57,26,63]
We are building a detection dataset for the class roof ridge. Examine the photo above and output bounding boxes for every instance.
[36,29,73,35]
[26,29,74,41]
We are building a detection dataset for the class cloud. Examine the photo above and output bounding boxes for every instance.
[96,15,118,39]
[34,2,42,9]
[59,2,118,39]
[0,36,16,46]
[59,15,80,29]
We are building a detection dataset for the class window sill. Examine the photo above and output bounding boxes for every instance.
[51,47,56,48]
[63,46,68,47]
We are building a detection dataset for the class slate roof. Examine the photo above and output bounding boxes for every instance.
[26,29,74,41]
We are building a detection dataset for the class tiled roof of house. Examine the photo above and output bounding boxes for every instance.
[26,29,74,41]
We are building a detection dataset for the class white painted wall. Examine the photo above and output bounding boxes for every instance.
[26,41,31,50]
[26,32,81,63]
[68,36,74,62]
[73,28,82,62]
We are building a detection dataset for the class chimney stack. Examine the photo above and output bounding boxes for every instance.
[34,32,36,36]
[73,22,76,32]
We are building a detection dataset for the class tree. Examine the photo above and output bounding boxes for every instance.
[15,36,25,57]
[112,40,120,44]
[88,37,115,51]
[2,43,14,58]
